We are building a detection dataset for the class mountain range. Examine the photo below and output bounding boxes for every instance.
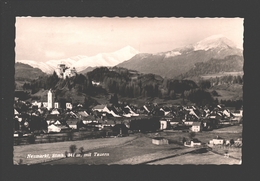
[16,46,139,74]
[16,34,243,79]
[117,34,243,78]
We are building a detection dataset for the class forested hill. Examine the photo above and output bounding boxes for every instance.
[15,62,46,81]
[178,55,243,79]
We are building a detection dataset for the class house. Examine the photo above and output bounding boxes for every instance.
[100,120,115,127]
[232,110,243,117]
[124,105,139,117]
[107,106,121,117]
[223,109,233,118]
[45,114,61,125]
[170,117,181,127]
[82,115,98,124]
[31,101,42,108]
[48,124,61,133]
[14,109,20,115]
[66,119,79,129]
[184,121,194,126]
[53,120,62,125]
[209,136,225,145]
[77,111,89,118]
[92,105,110,113]
[160,119,168,130]
[160,107,171,116]
[66,103,73,110]
[92,81,100,85]
[50,108,60,115]
[191,122,202,132]
[152,137,169,145]
[184,138,201,147]
[143,105,153,113]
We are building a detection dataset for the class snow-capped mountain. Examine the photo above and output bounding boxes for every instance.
[193,34,237,51]
[16,46,139,74]
[117,35,243,78]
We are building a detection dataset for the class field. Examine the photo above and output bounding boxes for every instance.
[13,136,135,165]
[14,125,242,165]
[147,151,240,165]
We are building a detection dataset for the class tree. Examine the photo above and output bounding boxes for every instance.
[79,147,84,157]
[230,139,235,146]
[69,145,77,157]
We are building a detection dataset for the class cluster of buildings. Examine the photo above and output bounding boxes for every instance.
[14,89,243,136]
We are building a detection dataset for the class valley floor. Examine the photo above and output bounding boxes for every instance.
[14,126,242,165]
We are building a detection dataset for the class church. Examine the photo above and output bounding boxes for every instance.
[32,89,59,110]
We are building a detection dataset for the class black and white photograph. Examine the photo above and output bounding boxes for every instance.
[13,17,243,165]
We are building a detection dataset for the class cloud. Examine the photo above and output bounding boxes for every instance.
[45,51,65,59]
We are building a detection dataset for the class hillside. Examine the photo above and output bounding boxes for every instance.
[179,55,244,79]
[79,66,95,75]
[117,35,243,79]
[15,62,46,81]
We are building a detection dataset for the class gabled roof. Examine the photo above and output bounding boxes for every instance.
[76,111,89,117]
[14,109,19,115]
[83,115,96,120]
[192,122,201,126]
[93,105,107,110]
[66,119,79,125]
[46,114,60,120]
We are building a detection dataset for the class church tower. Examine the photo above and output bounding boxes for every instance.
[47,89,54,110]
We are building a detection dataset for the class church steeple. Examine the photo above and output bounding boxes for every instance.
[47,89,54,110]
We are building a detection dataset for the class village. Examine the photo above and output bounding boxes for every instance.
[13,89,243,148]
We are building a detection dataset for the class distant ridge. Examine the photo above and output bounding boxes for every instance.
[16,46,139,74]
[15,62,46,81]
[117,35,243,78]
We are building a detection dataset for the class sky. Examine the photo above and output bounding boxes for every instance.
[15,17,243,62]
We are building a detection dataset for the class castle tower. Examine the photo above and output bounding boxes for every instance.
[47,89,55,110]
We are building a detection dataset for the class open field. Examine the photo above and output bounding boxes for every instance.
[147,151,240,165]
[14,125,242,165]
[14,136,135,165]
[41,135,185,165]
